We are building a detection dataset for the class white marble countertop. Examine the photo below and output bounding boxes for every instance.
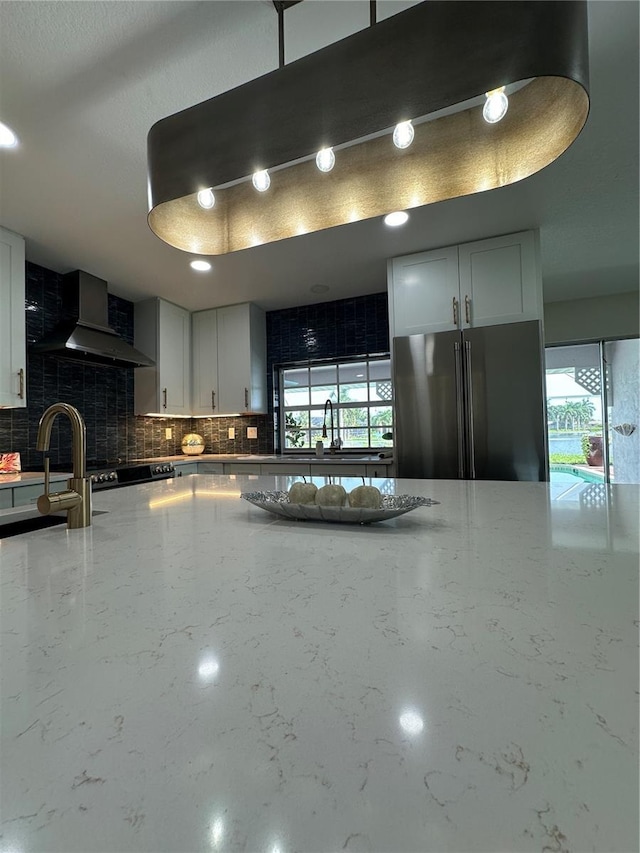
[1,475,637,852]
[0,470,71,490]
[142,453,394,465]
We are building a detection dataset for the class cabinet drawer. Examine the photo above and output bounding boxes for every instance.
[197,463,224,474]
[309,464,368,476]
[0,489,12,509]
[12,484,44,507]
[260,464,311,475]
[225,463,262,474]
[174,464,198,477]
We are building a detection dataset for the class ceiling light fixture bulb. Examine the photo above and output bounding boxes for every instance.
[392,120,414,149]
[0,121,18,148]
[190,259,212,272]
[483,86,508,123]
[252,169,271,192]
[384,210,409,227]
[197,188,215,209]
[315,147,335,172]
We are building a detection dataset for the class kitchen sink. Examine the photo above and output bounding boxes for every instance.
[0,508,108,539]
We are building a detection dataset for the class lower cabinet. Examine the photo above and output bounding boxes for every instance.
[174,463,199,477]
[12,485,44,507]
[225,464,263,475]
[197,463,225,474]
[260,464,312,476]
[0,490,12,510]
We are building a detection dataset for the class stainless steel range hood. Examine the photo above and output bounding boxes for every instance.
[31,271,154,368]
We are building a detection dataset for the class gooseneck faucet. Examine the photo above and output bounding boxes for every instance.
[322,399,342,454]
[36,403,92,529]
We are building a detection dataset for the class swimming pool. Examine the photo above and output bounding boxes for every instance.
[550,464,605,484]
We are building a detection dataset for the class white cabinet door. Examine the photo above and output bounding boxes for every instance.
[458,231,542,328]
[388,231,543,341]
[388,246,460,337]
[159,300,190,415]
[191,309,219,416]
[134,298,190,416]
[217,305,250,414]
[217,304,266,414]
[0,228,26,408]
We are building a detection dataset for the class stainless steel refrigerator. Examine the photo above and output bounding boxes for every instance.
[393,320,548,481]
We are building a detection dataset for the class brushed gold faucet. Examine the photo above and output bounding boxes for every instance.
[36,403,92,529]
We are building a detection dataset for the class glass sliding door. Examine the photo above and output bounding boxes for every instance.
[545,343,606,486]
[546,337,639,486]
[604,338,640,483]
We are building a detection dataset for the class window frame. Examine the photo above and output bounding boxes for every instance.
[276,353,393,454]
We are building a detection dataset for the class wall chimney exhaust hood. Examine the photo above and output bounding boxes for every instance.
[31,271,154,368]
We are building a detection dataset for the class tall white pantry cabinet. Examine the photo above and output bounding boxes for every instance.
[0,227,26,408]
[387,230,543,338]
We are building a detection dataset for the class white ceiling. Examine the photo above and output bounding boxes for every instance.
[0,0,638,312]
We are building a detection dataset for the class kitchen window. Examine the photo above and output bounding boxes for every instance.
[279,357,393,451]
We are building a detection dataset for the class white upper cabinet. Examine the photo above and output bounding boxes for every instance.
[217,303,267,415]
[458,231,542,329]
[134,298,191,416]
[191,309,219,416]
[387,246,460,336]
[192,303,267,416]
[0,227,26,408]
[388,230,543,338]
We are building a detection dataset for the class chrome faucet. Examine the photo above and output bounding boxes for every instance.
[36,403,92,529]
[322,399,342,454]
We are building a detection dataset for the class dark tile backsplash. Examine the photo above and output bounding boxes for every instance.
[0,263,387,467]
[266,292,389,449]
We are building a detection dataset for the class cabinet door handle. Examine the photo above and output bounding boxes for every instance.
[163,388,167,409]
[244,387,249,409]
[18,368,25,399]
[211,390,216,411]
[465,294,471,325]
[452,296,459,326]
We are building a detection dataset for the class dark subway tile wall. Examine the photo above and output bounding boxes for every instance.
[0,264,386,466]
[0,262,141,468]
[265,292,389,450]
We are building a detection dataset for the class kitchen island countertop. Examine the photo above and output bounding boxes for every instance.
[1,474,637,852]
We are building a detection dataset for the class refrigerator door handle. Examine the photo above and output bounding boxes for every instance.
[464,340,476,478]
[454,341,465,478]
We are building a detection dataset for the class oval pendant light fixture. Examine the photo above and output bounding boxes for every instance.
[147,1,589,257]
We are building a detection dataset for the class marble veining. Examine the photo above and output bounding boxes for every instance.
[1,475,638,853]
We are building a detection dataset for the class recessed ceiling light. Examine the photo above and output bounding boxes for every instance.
[190,259,212,272]
[310,283,329,293]
[384,210,409,227]
[0,121,19,148]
